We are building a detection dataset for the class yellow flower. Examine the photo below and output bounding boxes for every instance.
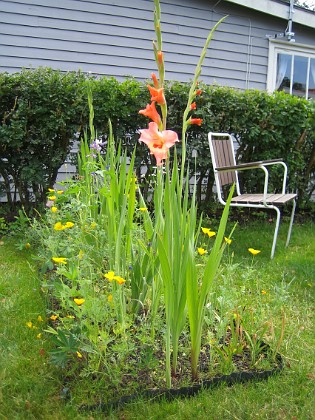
[74,298,85,306]
[104,271,115,282]
[201,227,216,238]
[139,207,147,212]
[50,315,58,321]
[66,314,75,319]
[26,321,33,328]
[48,188,55,193]
[54,222,65,231]
[108,294,113,302]
[90,222,97,229]
[224,237,232,245]
[261,289,267,295]
[25,243,31,249]
[48,195,56,201]
[76,351,83,358]
[114,276,126,285]
[64,222,74,228]
[197,247,208,256]
[248,248,261,256]
[57,190,63,195]
[36,333,42,339]
[37,315,43,322]
[51,206,58,213]
[52,257,67,264]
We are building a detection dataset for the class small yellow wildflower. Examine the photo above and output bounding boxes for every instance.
[66,314,75,319]
[48,195,56,201]
[50,315,58,321]
[114,276,126,285]
[54,222,65,231]
[104,271,115,282]
[90,221,97,229]
[201,227,216,238]
[139,207,147,212]
[224,237,232,245]
[25,243,31,249]
[261,290,267,295]
[57,190,63,195]
[48,188,55,193]
[248,248,261,256]
[37,315,43,322]
[52,257,67,264]
[54,221,74,230]
[64,221,74,228]
[108,294,113,303]
[74,298,85,306]
[36,333,42,339]
[76,351,83,358]
[197,247,208,256]
[26,321,33,328]
[51,206,58,213]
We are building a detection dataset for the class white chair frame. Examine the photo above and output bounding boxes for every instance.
[208,132,297,258]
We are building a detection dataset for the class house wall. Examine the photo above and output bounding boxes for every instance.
[1,0,314,91]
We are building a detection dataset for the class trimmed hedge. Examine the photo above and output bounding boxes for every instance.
[0,68,314,213]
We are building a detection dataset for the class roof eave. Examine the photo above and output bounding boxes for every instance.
[225,0,315,29]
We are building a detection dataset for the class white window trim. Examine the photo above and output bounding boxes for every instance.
[267,39,315,96]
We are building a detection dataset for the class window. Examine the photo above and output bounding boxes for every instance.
[267,40,315,99]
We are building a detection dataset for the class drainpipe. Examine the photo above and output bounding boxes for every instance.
[286,0,295,42]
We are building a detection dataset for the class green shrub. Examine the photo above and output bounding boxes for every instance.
[0,68,314,214]
[0,68,86,208]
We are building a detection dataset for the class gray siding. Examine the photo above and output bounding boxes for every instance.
[0,0,314,90]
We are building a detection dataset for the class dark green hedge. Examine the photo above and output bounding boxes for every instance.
[0,68,314,213]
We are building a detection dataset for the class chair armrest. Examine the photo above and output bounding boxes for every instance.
[215,158,287,196]
[216,159,283,172]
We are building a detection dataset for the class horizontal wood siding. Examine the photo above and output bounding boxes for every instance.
[0,0,314,89]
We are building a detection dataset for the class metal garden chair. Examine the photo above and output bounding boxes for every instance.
[208,132,297,258]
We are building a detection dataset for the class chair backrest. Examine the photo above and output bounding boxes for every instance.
[208,132,240,202]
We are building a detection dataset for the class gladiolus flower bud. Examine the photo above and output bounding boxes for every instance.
[189,118,203,126]
[157,51,164,64]
[151,73,159,88]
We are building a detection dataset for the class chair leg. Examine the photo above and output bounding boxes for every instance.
[271,207,281,259]
[285,199,296,247]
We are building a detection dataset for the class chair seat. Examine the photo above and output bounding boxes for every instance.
[231,193,297,205]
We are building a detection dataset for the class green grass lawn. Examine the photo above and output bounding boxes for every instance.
[0,221,314,419]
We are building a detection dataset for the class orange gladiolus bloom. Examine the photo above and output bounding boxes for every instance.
[189,118,203,126]
[139,102,161,125]
[139,122,179,166]
[147,85,166,105]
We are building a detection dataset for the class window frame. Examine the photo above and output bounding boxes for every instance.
[267,39,315,99]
